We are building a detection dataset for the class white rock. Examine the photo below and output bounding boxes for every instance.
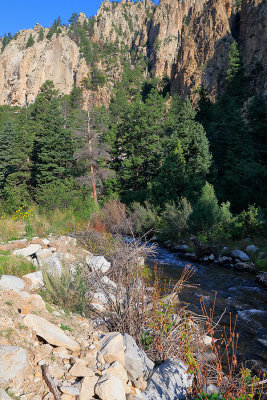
[144,358,193,400]
[0,345,28,386]
[80,376,99,400]
[231,250,250,262]
[48,365,64,378]
[60,386,79,396]
[101,276,117,289]
[0,389,12,399]
[0,275,25,292]
[39,255,62,275]
[91,303,106,312]
[123,333,154,380]
[23,314,80,352]
[13,244,42,257]
[93,292,109,304]
[95,373,126,400]
[99,332,125,366]
[87,256,110,274]
[36,248,53,260]
[209,254,215,261]
[22,270,44,290]
[42,239,50,245]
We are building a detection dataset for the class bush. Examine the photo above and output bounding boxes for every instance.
[189,182,232,234]
[160,198,192,242]
[130,201,158,236]
[41,261,90,315]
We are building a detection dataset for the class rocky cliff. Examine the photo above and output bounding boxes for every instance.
[0,0,266,107]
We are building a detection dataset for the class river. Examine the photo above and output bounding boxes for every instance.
[146,244,267,372]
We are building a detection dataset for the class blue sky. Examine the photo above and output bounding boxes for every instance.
[0,0,105,37]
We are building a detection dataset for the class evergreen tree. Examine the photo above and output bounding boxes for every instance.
[38,28,44,42]
[26,33,34,48]
[226,41,245,99]
[0,121,13,192]
[31,81,74,189]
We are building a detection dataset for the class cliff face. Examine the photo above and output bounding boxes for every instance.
[0,0,266,107]
[0,24,88,106]
[240,0,267,99]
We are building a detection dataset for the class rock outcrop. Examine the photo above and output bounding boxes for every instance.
[0,0,266,107]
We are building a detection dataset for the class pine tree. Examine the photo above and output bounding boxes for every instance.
[0,121,13,192]
[226,41,245,99]
[31,82,74,188]
[26,33,34,48]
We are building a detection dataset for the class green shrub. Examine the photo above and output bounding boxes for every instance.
[189,182,231,233]
[130,201,158,236]
[160,198,192,241]
[41,261,90,315]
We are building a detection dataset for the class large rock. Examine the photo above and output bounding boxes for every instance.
[95,373,126,400]
[99,332,125,366]
[39,255,62,275]
[0,239,28,252]
[13,244,42,257]
[144,359,192,400]
[0,345,28,386]
[246,245,259,254]
[123,333,154,380]
[0,275,25,292]
[22,270,44,290]
[87,256,110,274]
[80,376,99,400]
[36,248,54,260]
[231,250,250,262]
[23,314,80,352]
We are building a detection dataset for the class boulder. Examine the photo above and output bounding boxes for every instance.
[0,275,25,292]
[246,245,259,254]
[173,245,188,252]
[22,270,44,290]
[95,373,126,400]
[99,332,125,366]
[13,244,42,257]
[23,314,80,352]
[0,389,12,400]
[0,239,28,252]
[60,386,80,396]
[231,250,250,262]
[234,262,255,272]
[48,365,64,378]
[80,375,99,399]
[123,333,154,380]
[35,248,53,260]
[144,359,192,400]
[42,238,50,246]
[0,345,28,386]
[101,276,117,289]
[39,255,62,275]
[218,256,232,264]
[87,256,110,274]
[69,360,95,377]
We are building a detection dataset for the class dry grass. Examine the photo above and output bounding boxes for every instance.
[0,218,25,241]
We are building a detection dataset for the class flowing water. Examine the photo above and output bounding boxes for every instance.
[146,244,267,371]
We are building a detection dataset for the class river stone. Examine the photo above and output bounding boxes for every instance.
[123,333,154,380]
[0,345,28,386]
[22,270,44,290]
[246,245,259,254]
[231,250,250,261]
[0,275,25,292]
[23,314,80,352]
[86,255,110,274]
[13,244,42,257]
[0,389,12,400]
[60,386,80,396]
[95,373,126,400]
[144,359,192,400]
[99,332,125,366]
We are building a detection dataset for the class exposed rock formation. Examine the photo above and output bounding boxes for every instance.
[0,0,266,106]
[0,24,88,106]
[240,0,267,99]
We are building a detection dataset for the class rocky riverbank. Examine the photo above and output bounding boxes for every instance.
[162,239,267,287]
[0,235,220,400]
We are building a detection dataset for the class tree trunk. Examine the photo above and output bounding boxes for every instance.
[87,106,98,204]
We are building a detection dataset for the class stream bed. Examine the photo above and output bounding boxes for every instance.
[146,244,267,371]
